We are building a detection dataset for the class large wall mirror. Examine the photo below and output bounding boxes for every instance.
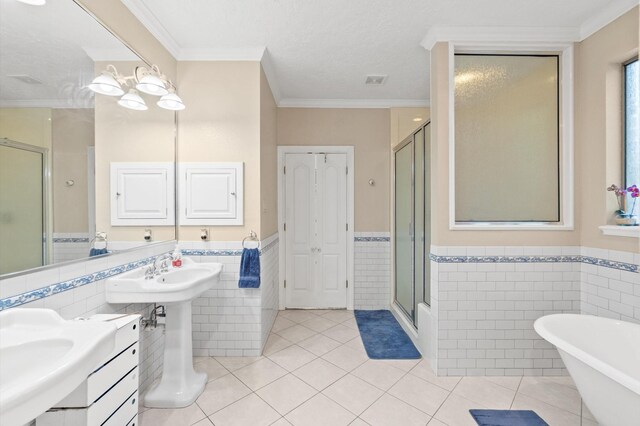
[0,0,177,276]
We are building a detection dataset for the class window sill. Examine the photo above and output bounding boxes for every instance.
[451,223,574,231]
[599,225,640,238]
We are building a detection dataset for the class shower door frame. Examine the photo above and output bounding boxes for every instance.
[0,138,51,268]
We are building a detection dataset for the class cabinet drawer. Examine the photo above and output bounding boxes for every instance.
[56,342,139,407]
[37,367,139,426]
[103,391,138,426]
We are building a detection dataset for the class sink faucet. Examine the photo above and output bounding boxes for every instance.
[154,254,173,274]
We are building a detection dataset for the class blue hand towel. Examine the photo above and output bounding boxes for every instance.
[89,248,108,257]
[239,248,260,288]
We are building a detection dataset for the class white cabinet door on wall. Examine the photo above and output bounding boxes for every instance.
[110,163,175,226]
[179,163,244,226]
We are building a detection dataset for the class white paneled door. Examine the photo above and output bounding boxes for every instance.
[285,153,348,308]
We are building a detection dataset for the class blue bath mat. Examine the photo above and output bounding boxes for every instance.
[470,409,549,426]
[354,310,421,359]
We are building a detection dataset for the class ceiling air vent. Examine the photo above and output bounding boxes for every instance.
[8,74,43,85]
[365,75,387,85]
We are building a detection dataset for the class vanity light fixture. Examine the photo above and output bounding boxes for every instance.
[413,117,423,122]
[89,64,184,111]
[117,89,148,111]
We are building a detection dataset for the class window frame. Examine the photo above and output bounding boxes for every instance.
[448,42,574,231]
[623,57,639,191]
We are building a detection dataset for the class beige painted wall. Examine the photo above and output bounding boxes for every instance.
[277,108,390,232]
[52,108,94,233]
[177,61,262,241]
[429,43,579,246]
[576,7,639,253]
[94,61,176,243]
[390,107,430,148]
[0,108,52,148]
[260,66,278,238]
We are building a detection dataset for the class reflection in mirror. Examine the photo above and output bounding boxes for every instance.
[0,0,176,276]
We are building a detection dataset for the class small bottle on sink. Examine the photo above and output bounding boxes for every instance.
[171,248,183,268]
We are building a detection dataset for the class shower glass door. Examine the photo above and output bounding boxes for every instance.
[0,140,46,274]
[395,142,413,318]
[394,122,430,326]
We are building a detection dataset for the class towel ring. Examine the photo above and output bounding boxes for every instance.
[242,230,260,249]
[90,232,108,250]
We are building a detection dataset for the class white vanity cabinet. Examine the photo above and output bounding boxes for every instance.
[178,162,244,225]
[36,315,142,426]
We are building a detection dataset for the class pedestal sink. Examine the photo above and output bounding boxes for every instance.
[0,309,117,425]
[105,257,222,408]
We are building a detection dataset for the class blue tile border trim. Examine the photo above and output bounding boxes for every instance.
[180,238,280,257]
[355,237,391,242]
[52,238,90,243]
[429,254,638,273]
[0,254,164,311]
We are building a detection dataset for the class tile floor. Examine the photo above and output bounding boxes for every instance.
[139,310,597,426]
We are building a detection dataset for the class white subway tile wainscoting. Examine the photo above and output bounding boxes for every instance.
[427,246,639,377]
[354,233,391,310]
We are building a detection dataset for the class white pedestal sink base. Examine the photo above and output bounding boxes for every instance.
[143,302,207,408]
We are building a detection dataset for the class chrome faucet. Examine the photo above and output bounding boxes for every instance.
[154,254,173,274]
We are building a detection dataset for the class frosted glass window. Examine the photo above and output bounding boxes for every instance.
[624,59,639,189]
[454,54,560,222]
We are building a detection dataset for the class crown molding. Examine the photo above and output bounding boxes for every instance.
[421,26,580,50]
[260,48,282,104]
[178,47,266,61]
[278,98,430,109]
[120,0,181,59]
[578,0,638,40]
[0,99,95,109]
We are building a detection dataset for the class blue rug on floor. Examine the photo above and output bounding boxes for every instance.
[354,310,421,359]
[470,409,549,426]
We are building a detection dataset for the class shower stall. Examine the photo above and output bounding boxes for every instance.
[393,121,431,326]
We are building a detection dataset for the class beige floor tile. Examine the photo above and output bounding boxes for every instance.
[322,310,354,323]
[581,419,598,426]
[286,394,356,426]
[344,336,366,351]
[192,418,214,426]
[195,374,252,416]
[194,357,229,382]
[297,333,342,356]
[214,356,263,372]
[518,376,582,415]
[293,358,348,390]
[323,374,384,415]
[388,374,450,415]
[511,393,581,426]
[582,401,596,421]
[380,359,421,372]
[271,418,293,426]
[322,324,360,343]
[264,334,295,356]
[409,360,461,391]
[272,316,297,333]
[322,345,369,371]
[193,356,211,364]
[306,309,334,316]
[433,393,485,426]
[234,358,288,390]
[209,393,281,426]
[139,403,207,426]
[255,374,318,415]
[453,377,516,409]
[426,419,448,426]
[280,310,320,323]
[543,375,578,389]
[349,419,371,426]
[341,318,359,330]
[484,376,522,391]
[360,393,432,426]
[351,360,405,391]
[301,315,338,332]
[276,324,317,343]
[268,345,317,371]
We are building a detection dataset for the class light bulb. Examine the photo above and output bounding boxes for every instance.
[157,93,186,111]
[136,74,169,96]
[88,73,124,96]
[118,90,148,111]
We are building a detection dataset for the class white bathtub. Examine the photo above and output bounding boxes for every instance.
[535,314,640,426]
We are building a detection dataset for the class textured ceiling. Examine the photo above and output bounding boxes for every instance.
[0,0,138,107]
[123,0,637,105]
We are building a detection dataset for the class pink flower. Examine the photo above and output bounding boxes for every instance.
[627,184,640,198]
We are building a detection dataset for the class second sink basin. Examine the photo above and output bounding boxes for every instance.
[105,257,222,304]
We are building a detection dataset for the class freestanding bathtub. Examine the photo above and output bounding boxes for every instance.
[534,314,640,426]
